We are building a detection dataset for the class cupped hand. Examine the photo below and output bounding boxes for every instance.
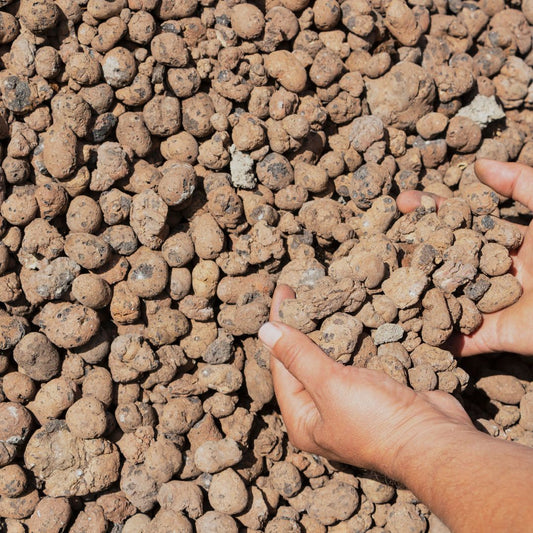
[259,285,475,481]
[397,159,533,357]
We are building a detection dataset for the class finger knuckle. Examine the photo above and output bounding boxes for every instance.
[281,342,306,375]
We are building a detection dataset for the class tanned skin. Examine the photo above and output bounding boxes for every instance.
[259,160,533,532]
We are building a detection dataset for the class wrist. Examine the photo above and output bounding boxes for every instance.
[384,418,533,533]
[387,419,480,488]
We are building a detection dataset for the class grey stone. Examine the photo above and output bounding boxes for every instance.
[457,95,505,129]
[373,323,405,345]
[229,145,256,189]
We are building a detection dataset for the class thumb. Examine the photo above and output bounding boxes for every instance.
[258,321,337,402]
[475,159,533,210]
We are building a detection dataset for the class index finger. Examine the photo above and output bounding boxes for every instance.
[259,321,338,404]
[267,284,314,413]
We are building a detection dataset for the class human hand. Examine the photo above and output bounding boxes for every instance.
[397,159,533,357]
[259,285,475,481]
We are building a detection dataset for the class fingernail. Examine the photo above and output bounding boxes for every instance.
[258,322,282,349]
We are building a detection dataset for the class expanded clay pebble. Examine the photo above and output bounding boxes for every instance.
[0,0,531,529]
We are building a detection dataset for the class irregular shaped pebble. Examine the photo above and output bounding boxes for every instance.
[366,63,435,130]
[229,146,256,189]
[476,375,525,405]
[520,393,533,431]
[457,95,505,128]
[382,268,429,309]
[25,421,120,497]
[0,0,529,529]
[373,323,405,345]
[194,438,242,474]
[476,274,522,313]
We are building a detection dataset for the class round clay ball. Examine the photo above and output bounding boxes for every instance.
[313,0,341,30]
[81,367,113,407]
[127,248,169,298]
[65,397,107,439]
[0,464,27,497]
[13,332,61,381]
[36,302,100,349]
[19,0,59,33]
[182,93,214,138]
[257,152,294,191]
[231,4,265,40]
[66,195,103,233]
[72,273,112,309]
[69,328,110,365]
[102,47,137,88]
[143,95,181,137]
[99,188,131,225]
[157,161,196,207]
[196,511,239,533]
[269,461,302,498]
[160,131,199,163]
[162,232,195,268]
[2,372,36,403]
[123,514,152,533]
[128,10,156,44]
[102,225,139,256]
[64,232,110,269]
[66,52,102,86]
[0,402,32,446]
[208,468,249,515]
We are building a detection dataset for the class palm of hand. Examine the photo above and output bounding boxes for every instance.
[398,160,533,357]
[463,224,533,356]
